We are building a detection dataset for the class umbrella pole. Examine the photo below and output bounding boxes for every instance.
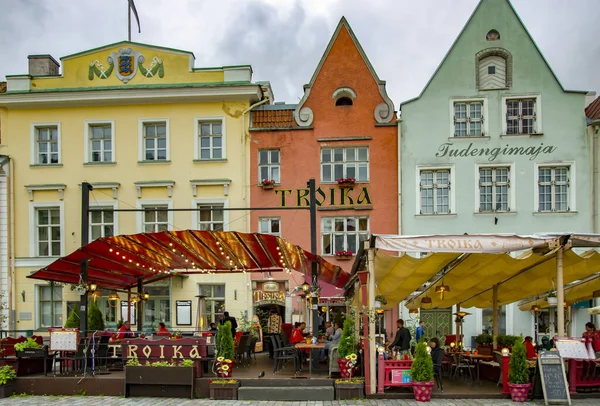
[492,285,498,350]
[557,246,565,337]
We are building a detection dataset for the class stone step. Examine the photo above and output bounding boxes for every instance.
[238,386,335,401]
[239,378,333,387]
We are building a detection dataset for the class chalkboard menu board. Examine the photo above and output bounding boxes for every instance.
[538,352,571,405]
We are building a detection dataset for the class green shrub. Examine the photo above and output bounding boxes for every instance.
[337,317,356,358]
[411,339,434,383]
[508,337,529,384]
[87,300,105,332]
[64,306,80,328]
[0,365,17,385]
[216,321,234,360]
[14,337,40,352]
[475,333,493,345]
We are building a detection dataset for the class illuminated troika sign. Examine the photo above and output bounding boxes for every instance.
[275,186,372,207]
[435,142,557,162]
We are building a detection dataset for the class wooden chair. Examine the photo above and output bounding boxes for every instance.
[269,335,299,375]
[235,334,250,367]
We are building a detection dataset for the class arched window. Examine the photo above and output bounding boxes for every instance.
[475,48,512,90]
[486,30,500,41]
[335,97,353,106]
[332,87,357,107]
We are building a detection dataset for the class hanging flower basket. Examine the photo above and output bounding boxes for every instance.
[508,383,531,402]
[412,381,434,402]
[547,297,558,306]
[261,179,276,190]
[336,178,356,188]
[335,250,354,260]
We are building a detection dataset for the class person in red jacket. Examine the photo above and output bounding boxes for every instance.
[524,336,536,359]
[290,322,306,344]
[156,322,172,338]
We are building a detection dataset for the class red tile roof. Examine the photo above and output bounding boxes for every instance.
[586,97,600,122]
[251,109,297,129]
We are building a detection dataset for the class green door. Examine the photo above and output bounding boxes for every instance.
[419,309,452,341]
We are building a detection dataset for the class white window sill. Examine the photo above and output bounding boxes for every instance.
[415,213,457,218]
[449,136,490,141]
[474,211,517,216]
[320,181,370,185]
[533,211,578,216]
[84,161,116,166]
[500,133,543,139]
[30,163,63,168]
[138,160,171,164]
[193,159,228,163]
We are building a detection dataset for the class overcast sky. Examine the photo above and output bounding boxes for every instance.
[1,0,598,106]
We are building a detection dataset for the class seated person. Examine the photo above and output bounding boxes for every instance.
[539,335,553,351]
[156,322,172,338]
[290,322,305,344]
[376,336,388,360]
[320,322,342,361]
[114,321,134,341]
[524,336,537,359]
[325,321,333,339]
[208,323,219,335]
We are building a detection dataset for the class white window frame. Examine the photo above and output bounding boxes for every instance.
[415,165,456,215]
[89,200,119,241]
[30,122,61,165]
[475,163,516,213]
[194,116,226,160]
[191,198,229,232]
[320,216,369,256]
[197,284,226,323]
[258,149,281,184]
[136,200,174,232]
[37,284,63,329]
[258,217,281,237]
[320,147,370,183]
[84,120,115,164]
[29,201,65,257]
[449,98,488,138]
[138,118,170,162]
[502,94,542,135]
[534,162,576,213]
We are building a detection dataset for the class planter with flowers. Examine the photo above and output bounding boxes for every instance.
[215,321,235,377]
[14,337,44,358]
[411,339,434,402]
[335,250,354,261]
[209,379,239,400]
[546,290,558,306]
[337,317,359,378]
[335,377,364,400]
[261,179,276,190]
[336,178,356,188]
[508,338,531,402]
[124,358,195,399]
[0,365,16,398]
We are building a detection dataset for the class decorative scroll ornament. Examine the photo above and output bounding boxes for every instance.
[88,48,164,83]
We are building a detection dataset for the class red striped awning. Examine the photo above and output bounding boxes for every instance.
[28,230,350,290]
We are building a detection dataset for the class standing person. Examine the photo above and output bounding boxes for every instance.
[583,322,600,353]
[524,336,536,359]
[389,319,411,353]
[416,321,425,342]
[219,311,238,333]
[267,308,282,334]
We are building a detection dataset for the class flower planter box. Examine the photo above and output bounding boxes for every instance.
[336,255,353,261]
[261,184,275,190]
[0,384,14,398]
[124,365,195,398]
[15,348,45,358]
[335,382,364,400]
[476,344,493,356]
[210,381,239,400]
[337,182,355,188]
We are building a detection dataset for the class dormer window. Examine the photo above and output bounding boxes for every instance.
[336,97,353,106]
[488,66,496,75]
[332,87,357,107]
[475,48,512,90]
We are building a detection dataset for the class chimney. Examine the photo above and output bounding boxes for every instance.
[28,55,60,76]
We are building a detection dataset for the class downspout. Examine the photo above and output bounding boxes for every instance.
[9,156,15,331]
[592,124,600,233]
[397,117,403,235]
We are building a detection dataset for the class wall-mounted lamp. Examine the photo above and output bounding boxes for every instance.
[143,292,150,301]
[301,282,311,292]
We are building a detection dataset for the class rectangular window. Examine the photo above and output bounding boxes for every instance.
[321,147,369,183]
[259,217,281,237]
[89,124,113,162]
[454,102,483,137]
[90,208,115,240]
[143,284,171,327]
[479,167,510,212]
[142,205,169,232]
[538,166,570,212]
[143,122,167,160]
[96,294,118,327]
[419,169,451,214]
[198,121,223,160]
[36,207,61,256]
[199,284,225,323]
[258,149,280,183]
[321,216,369,256]
[36,126,60,164]
[506,98,536,135]
[197,204,224,231]
[39,285,63,327]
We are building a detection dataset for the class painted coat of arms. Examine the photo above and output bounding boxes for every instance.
[89,47,164,83]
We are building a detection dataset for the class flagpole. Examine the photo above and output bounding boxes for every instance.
[128,1,131,41]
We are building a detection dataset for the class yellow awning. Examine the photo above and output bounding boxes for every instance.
[519,274,600,311]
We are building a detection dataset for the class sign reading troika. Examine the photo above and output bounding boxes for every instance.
[435,142,557,162]
[275,186,372,207]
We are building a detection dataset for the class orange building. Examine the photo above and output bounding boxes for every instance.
[249,18,398,334]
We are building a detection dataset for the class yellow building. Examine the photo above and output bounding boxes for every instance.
[0,41,271,332]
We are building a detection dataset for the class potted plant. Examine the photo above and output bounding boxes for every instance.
[124,358,195,398]
[209,379,239,400]
[261,179,276,190]
[475,333,493,355]
[375,294,387,309]
[508,337,531,402]
[411,339,434,402]
[336,177,356,188]
[87,300,105,333]
[14,337,43,358]
[337,317,358,378]
[335,250,354,260]
[215,321,235,377]
[547,290,558,306]
[335,377,364,400]
[0,365,16,398]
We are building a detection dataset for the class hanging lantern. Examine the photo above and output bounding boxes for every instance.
[435,284,450,300]
[89,283,97,292]
[420,296,432,309]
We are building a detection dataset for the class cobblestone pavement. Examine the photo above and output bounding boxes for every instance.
[1,398,600,405]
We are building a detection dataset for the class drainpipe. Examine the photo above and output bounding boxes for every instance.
[592,123,600,233]
[9,156,15,331]
[397,117,403,236]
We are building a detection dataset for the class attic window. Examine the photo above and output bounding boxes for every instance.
[486,30,500,41]
[488,66,496,74]
[336,97,353,106]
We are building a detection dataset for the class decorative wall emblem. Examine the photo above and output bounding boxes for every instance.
[263,281,280,292]
[89,48,164,83]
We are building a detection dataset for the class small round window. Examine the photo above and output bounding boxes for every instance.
[335,97,353,106]
[486,29,500,41]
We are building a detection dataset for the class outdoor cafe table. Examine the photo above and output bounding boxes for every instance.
[295,342,326,378]
[464,353,494,383]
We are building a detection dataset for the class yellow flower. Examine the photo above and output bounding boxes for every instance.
[345,355,351,360]
[221,365,230,371]
[217,357,225,362]
[350,353,357,361]
[225,359,232,363]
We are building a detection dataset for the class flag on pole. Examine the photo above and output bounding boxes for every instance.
[129,0,141,33]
